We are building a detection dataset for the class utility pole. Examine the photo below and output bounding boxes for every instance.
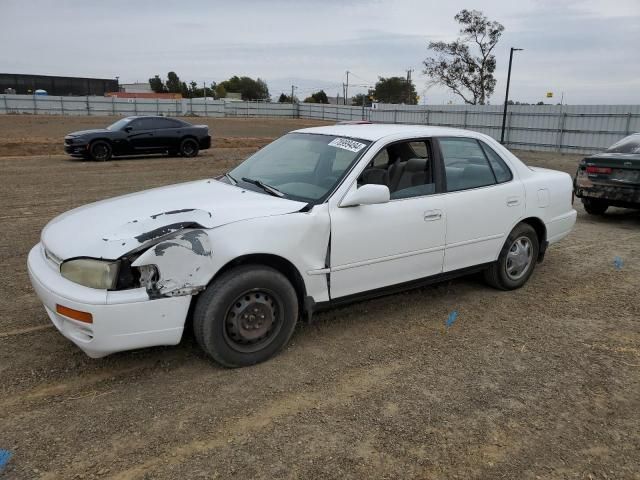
[500,47,523,144]
[406,69,413,104]
[344,70,350,105]
[291,85,296,104]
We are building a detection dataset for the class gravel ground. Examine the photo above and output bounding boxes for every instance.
[0,116,639,479]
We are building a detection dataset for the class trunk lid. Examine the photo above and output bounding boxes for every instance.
[578,153,640,187]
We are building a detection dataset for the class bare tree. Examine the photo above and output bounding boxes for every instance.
[423,10,504,105]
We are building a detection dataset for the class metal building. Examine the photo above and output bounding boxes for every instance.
[0,73,118,96]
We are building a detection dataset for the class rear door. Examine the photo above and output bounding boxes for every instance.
[436,137,525,272]
[151,117,184,150]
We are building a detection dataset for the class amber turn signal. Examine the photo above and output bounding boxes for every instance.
[56,304,93,324]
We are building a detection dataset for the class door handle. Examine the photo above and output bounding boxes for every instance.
[424,210,442,221]
[506,196,521,207]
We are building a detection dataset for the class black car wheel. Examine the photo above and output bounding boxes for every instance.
[193,265,299,368]
[582,198,608,215]
[89,141,112,161]
[484,223,539,290]
[179,138,199,157]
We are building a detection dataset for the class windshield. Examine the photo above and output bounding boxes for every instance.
[606,134,640,154]
[228,133,371,203]
[107,118,133,131]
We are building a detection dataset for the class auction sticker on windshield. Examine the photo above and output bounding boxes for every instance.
[328,138,367,153]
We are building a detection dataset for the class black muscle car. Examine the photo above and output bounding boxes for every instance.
[574,133,640,214]
[64,116,211,161]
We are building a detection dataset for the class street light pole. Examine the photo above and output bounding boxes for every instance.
[500,47,523,144]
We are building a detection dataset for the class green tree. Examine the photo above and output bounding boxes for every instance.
[303,90,329,104]
[180,81,190,98]
[373,77,418,104]
[215,84,226,99]
[423,9,504,105]
[166,71,182,94]
[219,76,270,101]
[352,90,375,106]
[148,75,166,93]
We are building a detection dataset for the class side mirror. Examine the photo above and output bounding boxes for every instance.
[340,184,390,207]
[124,126,133,133]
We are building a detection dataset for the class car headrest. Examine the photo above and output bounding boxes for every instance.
[362,168,389,185]
[405,158,427,172]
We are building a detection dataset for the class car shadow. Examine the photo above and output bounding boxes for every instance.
[66,153,182,163]
[579,206,640,226]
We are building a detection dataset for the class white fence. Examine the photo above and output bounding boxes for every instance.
[2,94,639,154]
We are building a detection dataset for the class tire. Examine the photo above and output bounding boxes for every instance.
[89,140,112,161]
[193,265,299,367]
[582,198,608,215]
[179,137,199,157]
[484,223,539,290]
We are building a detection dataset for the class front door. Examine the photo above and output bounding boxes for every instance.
[329,138,446,299]
[126,118,156,151]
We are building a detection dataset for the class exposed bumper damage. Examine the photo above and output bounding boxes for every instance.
[132,228,216,299]
[575,171,640,207]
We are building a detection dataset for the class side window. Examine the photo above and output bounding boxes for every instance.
[439,137,497,192]
[151,118,176,129]
[130,118,153,131]
[371,149,389,167]
[408,141,428,158]
[480,142,513,183]
[358,139,436,200]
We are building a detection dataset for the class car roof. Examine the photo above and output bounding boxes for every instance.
[292,123,487,142]
[124,115,185,121]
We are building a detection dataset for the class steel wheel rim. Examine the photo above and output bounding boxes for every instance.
[223,289,283,353]
[182,140,196,156]
[93,144,109,160]
[505,236,533,280]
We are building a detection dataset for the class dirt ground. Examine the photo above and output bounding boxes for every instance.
[0,115,330,157]
[1,116,639,479]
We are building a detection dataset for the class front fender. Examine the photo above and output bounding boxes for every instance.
[132,229,216,298]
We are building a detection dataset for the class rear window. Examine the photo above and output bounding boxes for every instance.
[606,134,640,154]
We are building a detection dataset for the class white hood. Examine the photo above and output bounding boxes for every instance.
[42,179,306,260]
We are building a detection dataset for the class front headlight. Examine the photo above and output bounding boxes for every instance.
[60,259,119,289]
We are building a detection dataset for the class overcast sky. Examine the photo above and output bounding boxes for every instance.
[1,0,639,104]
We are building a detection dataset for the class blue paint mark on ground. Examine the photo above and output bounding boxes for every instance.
[446,310,458,329]
[0,449,13,471]
[614,256,624,270]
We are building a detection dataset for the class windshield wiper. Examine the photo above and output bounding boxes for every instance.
[224,172,237,185]
[241,177,285,197]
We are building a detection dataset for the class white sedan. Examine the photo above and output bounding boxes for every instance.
[28,124,577,367]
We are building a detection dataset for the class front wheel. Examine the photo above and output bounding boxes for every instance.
[89,140,112,161]
[484,223,539,290]
[179,138,199,157]
[193,265,299,367]
[582,198,608,215]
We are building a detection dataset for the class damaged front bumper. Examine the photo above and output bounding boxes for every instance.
[27,243,191,358]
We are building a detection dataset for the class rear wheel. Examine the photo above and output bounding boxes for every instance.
[89,140,112,161]
[582,198,608,215]
[179,138,199,157]
[484,223,539,290]
[193,265,299,367]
